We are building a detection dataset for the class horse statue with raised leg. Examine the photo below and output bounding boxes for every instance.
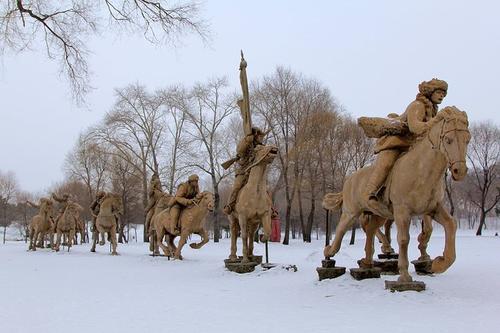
[91,193,123,255]
[27,198,54,251]
[324,106,470,285]
[228,144,277,263]
[54,201,84,252]
[152,191,214,259]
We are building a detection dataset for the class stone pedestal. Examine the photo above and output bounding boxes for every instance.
[316,259,346,281]
[238,255,263,265]
[378,253,399,260]
[373,259,399,275]
[350,267,381,280]
[225,261,259,274]
[411,259,433,275]
[385,280,426,292]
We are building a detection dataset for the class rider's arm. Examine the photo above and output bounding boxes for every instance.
[407,102,432,136]
[174,184,192,206]
[236,135,254,157]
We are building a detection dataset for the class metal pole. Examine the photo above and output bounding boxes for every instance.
[265,241,269,264]
[325,209,330,248]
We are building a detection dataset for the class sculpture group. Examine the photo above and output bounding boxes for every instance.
[25,54,471,291]
[322,78,470,290]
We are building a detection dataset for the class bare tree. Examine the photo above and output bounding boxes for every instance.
[0,170,19,243]
[466,122,500,235]
[157,85,191,193]
[0,0,208,103]
[183,77,235,242]
[95,84,167,240]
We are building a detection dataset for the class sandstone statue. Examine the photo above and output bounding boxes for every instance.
[54,200,84,252]
[323,79,471,285]
[223,52,276,263]
[152,190,214,259]
[27,198,54,251]
[145,172,163,237]
[91,193,123,255]
[168,174,200,235]
[149,191,173,254]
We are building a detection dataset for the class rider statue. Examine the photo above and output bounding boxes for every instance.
[222,51,268,215]
[52,192,70,228]
[90,191,106,232]
[168,174,200,234]
[363,78,449,218]
[145,172,163,234]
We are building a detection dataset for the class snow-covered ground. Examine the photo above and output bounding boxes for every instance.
[1,227,499,333]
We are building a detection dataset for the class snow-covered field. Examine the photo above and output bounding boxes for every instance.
[1,227,499,333]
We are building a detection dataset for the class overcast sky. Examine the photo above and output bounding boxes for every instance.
[0,0,499,193]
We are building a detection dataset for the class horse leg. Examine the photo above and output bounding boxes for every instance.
[174,232,188,260]
[190,229,209,250]
[394,206,412,282]
[30,229,38,251]
[430,203,456,273]
[167,234,177,256]
[99,230,105,246]
[68,229,75,252]
[360,215,386,267]
[417,215,433,261]
[247,223,258,259]
[49,230,54,250]
[324,212,357,258]
[228,218,239,260]
[238,215,250,263]
[111,225,118,255]
[55,231,62,252]
[90,228,97,252]
[382,220,395,253]
[157,230,171,257]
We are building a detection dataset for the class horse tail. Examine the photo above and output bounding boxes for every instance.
[322,192,343,211]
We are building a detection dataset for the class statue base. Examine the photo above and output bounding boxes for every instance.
[350,267,382,280]
[316,259,346,281]
[225,261,259,274]
[238,255,263,265]
[385,280,426,292]
[261,263,277,270]
[378,253,399,260]
[411,259,433,275]
[373,259,399,275]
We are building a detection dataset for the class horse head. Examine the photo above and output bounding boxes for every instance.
[245,144,278,173]
[428,106,470,181]
[195,191,214,212]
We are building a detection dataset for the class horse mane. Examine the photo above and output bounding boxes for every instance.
[439,106,469,126]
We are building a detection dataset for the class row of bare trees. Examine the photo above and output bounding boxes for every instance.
[2,69,499,244]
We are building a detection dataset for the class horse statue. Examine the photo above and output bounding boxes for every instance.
[91,193,123,255]
[27,198,54,251]
[228,144,278,263]
[323,106,470,283]
[152,191,214,259]
[54,201,84,252]
[374,215,434,262]
[148,192,172,253]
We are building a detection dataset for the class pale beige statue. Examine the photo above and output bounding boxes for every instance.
[323,79,471,285]
[152,190,214,259]
[223,52,276,263]
[54,200,84,252]
[91,193,123,255]
[149,191,173,254]
[27,198,54,251]
[145,173,163,236]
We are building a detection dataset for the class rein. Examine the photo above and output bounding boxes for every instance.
[427,116,468,169]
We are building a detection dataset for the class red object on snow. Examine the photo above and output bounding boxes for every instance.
[270,207,281,242]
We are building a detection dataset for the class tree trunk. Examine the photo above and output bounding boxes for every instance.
[3,225,6,244]
[476,210,486,236]
[142,162,148,242]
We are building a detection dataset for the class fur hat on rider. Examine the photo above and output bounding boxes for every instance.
[418,78,448,98]
[188,174,199,182]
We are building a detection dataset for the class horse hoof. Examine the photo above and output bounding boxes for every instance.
[397,274,413,283]
[99,241,105,246]
[90,249,96,253]
[111,252,118,256]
